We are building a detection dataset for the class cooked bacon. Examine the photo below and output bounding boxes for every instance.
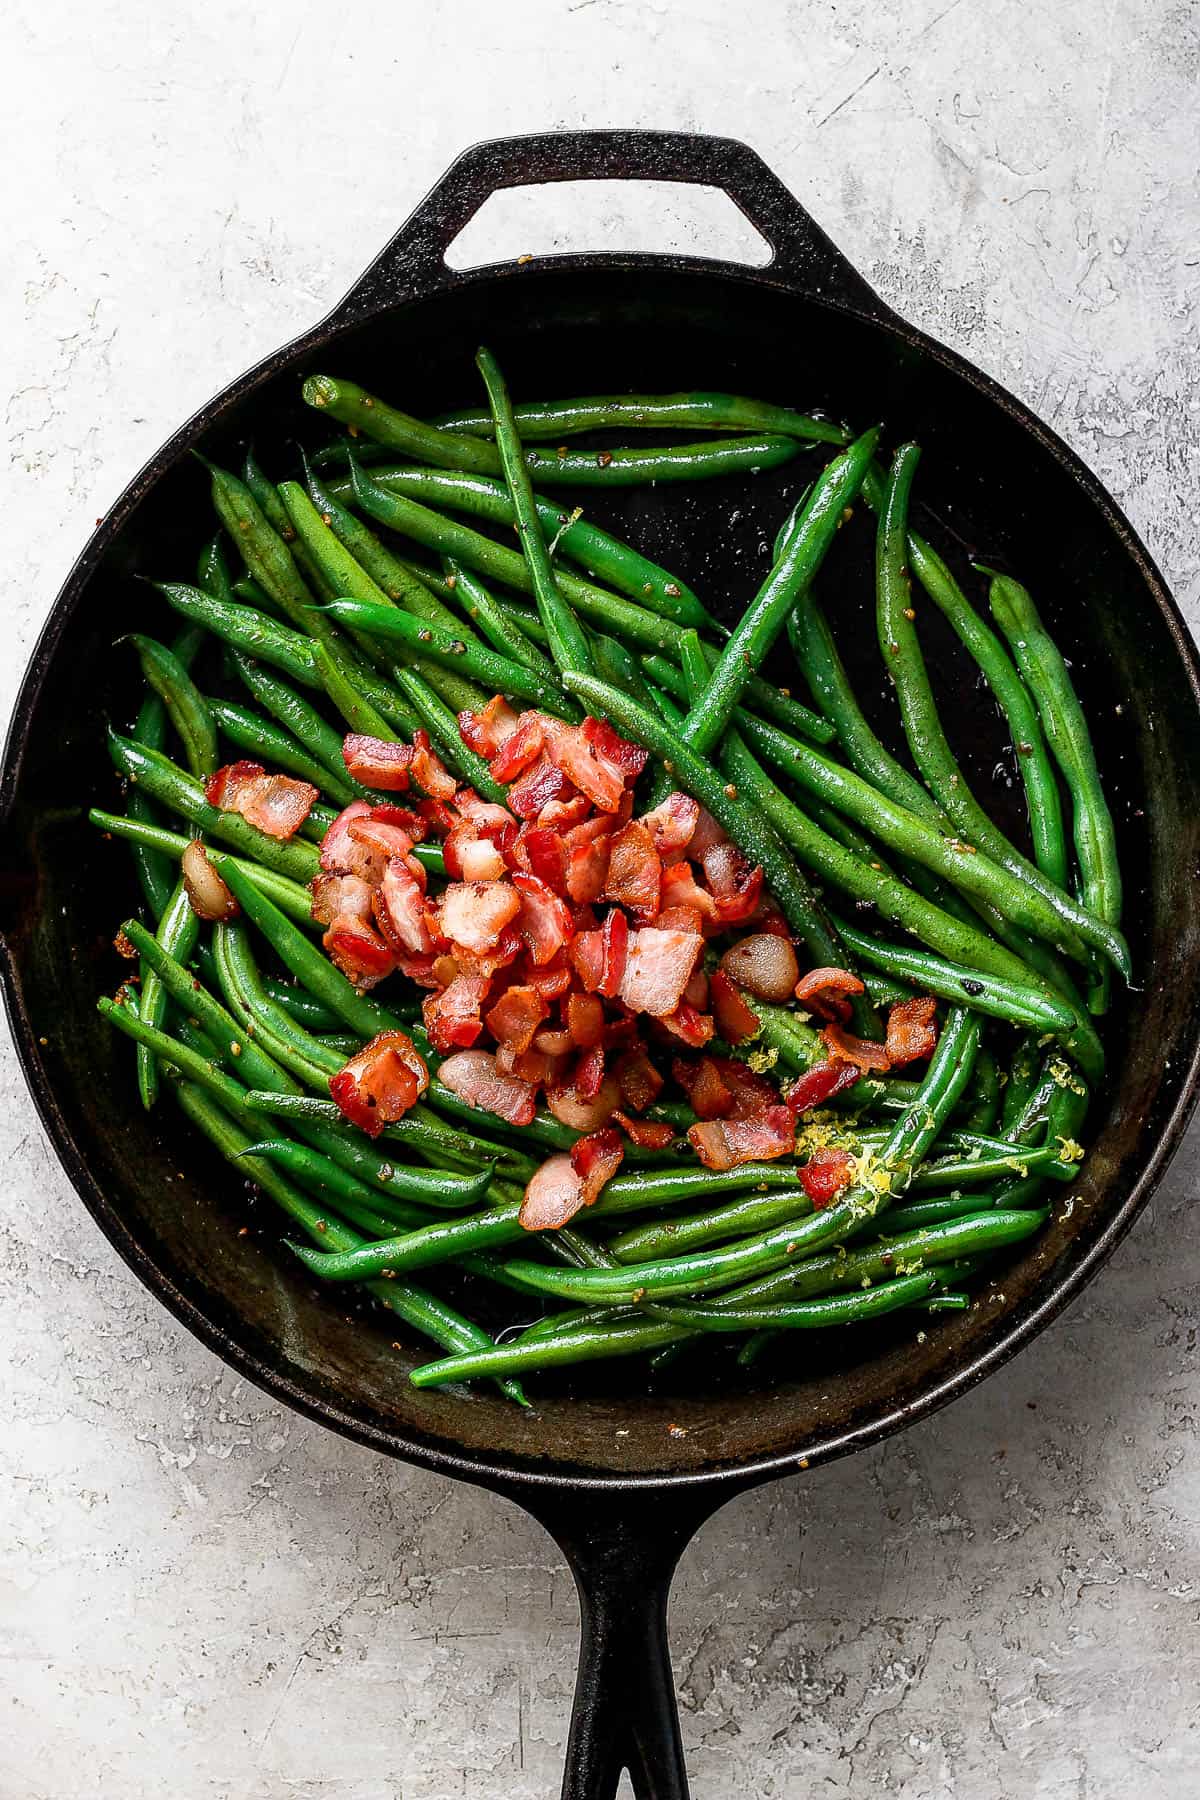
[721,934,800,1003]
[709,968,761,1044]
[687,1105,795,1170]
[885,996,939,1067]
[510,872,573,965]
[580,716,648,777]
[687,807,728,862]
[618,927,702,1017]
[658,1002,715,1047]
[347,815,415,866]
[490,714,546,783]
[458,696,519,758]
[660,861,718,920]
[455,791,516,832]
[706,1056,780,1118]
[566,836,612,905]
[672,1055,734,1120]
[602,821,662,917]
[537,794,591,832]
[794,966,867,1024]
[822,1022,892,1072]
[612,1047,664,1113]
[569,928,605,993]
[701,841,764,925]
[438,1048,537,1126]
[683,967,709,1011]
[456,832,508,882]
[329,1030,428,1136]
[181,839,238,922]
[342,734,414,791]
[532,1027,573,1057]
[206,761,317,841]
[571,1126,625,1204]
[640,791,700,856]
[564,811,620,852]
[438,880,522,953]
[598,908,629,1000]
[800,1146,856,1207]
[310,871,374,928]
[519,1153,586,1231]
[521,827,568,894]
[524,956,574,999]
[417,795,457,836]
[508,756,574,819]
[320,801,386,877]
[547,720,628,812]
[657,904,706,935]
[324,916,397,989]
[545,1072,621,1131]
[375,858,435,956]
[574,1044,606,1100]
[422,971,491,1052]
[613,1111,676,1150]
[499,1045,565,1085]
[566,991,605,1050]
[484,984,548,1054]
[785,1059,862,1114]
[410,730,457,800]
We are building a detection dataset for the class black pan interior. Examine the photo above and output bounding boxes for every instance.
[5,262,1199,1482]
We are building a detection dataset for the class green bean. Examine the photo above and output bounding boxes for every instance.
[347,458,679,653]
[107,730,320,885]
[958,1047,1001,1134]
[125,634,218,778]
[203,459,349,656]
[559,670,845,968]
[197,534,236,603]
[229,654,359,802]
[441,557,563,686]
[160,582,321,687]
[174,1085,526,1405]
[641,649,838,750]
[88,809,315,925]
[242,450,332,598]
[305,374,802,486]
[389,666,508,804]
[326,462,718,633]
[428,390,849,445]
[135,880,198,1109]
[324,598,565,710]
[313,642,397,739]
[125,624,206,916]
[257,979,342,1033]
[475,346,596,678]
[100,995,257,1112]
[875,448,1128,978]
[208,698,345,800]
[212,922,337,1089]
[1000,1037,1041,1133]
[681,428,879,755]
[243,1091,537,1178]
[212,856,408,1039]
[240,1136,428,1234]
[986,570,1123,1013]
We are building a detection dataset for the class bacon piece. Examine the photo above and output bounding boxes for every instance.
[438,880,522,953]
[458,696,519,758]
[519,1153,586,1231]
[603,821,662,917]
[613,1112,677,1150]
[341,734,413,791]
[581,716,648,777]
[700,841,764,925]
[329,1030,428,1136]
[709,968,762,1045]
[660,861,718,921]
[510,872,573,965]
[794,966,867,1024]
[822,1022,891,1073]
[618,927,701,1017]
[885,996,939,1068]
[533,1027,573,1057]
[458,833,508,882]
[612,1047,664,1114]
[687,1105,796,1171]
[640,791,700,856]
[707,1056,780,1118]
[569,929,605,993]
[323,916,397,989]
[657,904,705,935]
[455,791,516,832]
[508,756,574,820]
[484,984,548,1054]
[347,815,415,866]
[310,871,374,928]
[565,812,620,852]
[545,1072,621,1131]
[571,1126,625,1204]
[537,794,591,832]
[566,992,605,1050]
[206,761,317,841]
[687,807,727,862]
[598,908,629,1000]
[658,1002,715,1048]
[417,796,457,837]
[524,956,574,1000]
[521,827,568,894]
[422,971,491,1052]
[800,1146,856,1207]
[574,1044,606,1101]
[546,720,628,812]
[566,836,612,905]
[321,801,387,878]
[785,1059,862,1114]
[438,1048,537,1126]
[410,729,457,800]
[490,714,546,782]
[375,858,435,955]
[683,968,709,1011]
[672,1055,734,1120]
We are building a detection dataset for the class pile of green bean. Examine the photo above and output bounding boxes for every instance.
[91,353,1123,1399]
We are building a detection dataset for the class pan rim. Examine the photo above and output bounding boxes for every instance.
[5,250,1200,1495]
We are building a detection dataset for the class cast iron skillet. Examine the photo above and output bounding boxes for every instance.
[3,131,1200,1798]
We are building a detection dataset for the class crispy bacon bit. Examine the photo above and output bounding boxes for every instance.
[709,968,761,1044]
[322,802,384,877]
[508,755,573,819]
[785,1059,862,1115]
[438,1048,537,1125]
[324,916,397,989]
[687,807,727,862]
[548,721,628,812]
[574,1044,606,1100]
[672,1055,734,1120]
[457,696,519,758]
[455,831,507,882]
[545,1072,621,1131]
[613,1047,664,1113]
[640,791,700,856]
[438,880,522,953]
[511,872,573,965]
[375,858,435,955]
[410,730,457,801]
[885,996,939,1067]
[683,967,709,1011]
[484,984,548,1055]
[658,1002,715,1048]
[821,1022,892,1072]
[524,956,573,999]
[603,820,662,917]
[580,716,648,777]
[613,1111,676,1150]
[518,1153,586,1231]
[660,860,718,920]
[618,927,701,1017]
[598,908,629,1000]
[701,841,764,925]
[521,827,568,894]
[422,971,491,1052]
[800,1146,856,1207]
[566,835,612,904]
[687,1105,796,1171]
[342,734,414,790]
[455,791,515,831]
[657,904,706,934]
[491,715,546,783]
[721,934,800,1003]
[794,966,867,1024]
[708,1056,780,1118]
[571,1126,625,1204]
[537,794,591,831]
[567,991,605,1049]
[569,928,605,993]
[181,839,239,922]
[329,1030,428,1136]
[206,761,316,840]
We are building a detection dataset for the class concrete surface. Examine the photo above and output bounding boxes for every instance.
[3,0,1199,1794]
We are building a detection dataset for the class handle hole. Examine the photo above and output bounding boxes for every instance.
[443,180,774,271]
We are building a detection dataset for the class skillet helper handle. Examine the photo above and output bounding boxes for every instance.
[324,129,888,321]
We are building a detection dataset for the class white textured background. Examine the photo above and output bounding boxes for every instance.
[4,1,1200,1795]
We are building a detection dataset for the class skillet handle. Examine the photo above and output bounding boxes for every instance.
[521,1488,718,1800]
[325,129,889,321]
